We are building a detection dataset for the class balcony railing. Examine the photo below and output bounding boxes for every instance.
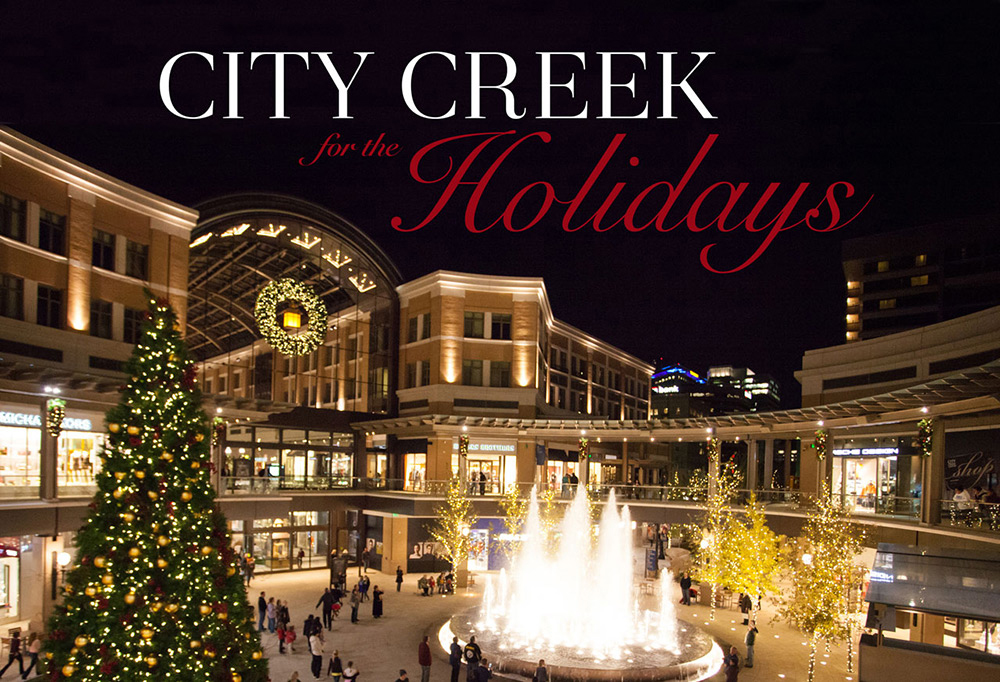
[940,500,1000,532]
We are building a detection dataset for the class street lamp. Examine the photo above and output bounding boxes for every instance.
[51,550,71,599]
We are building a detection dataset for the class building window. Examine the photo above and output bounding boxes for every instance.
[37,209,67,255]
[205,378,214,394]
[233,371,242,390]
[218,375,228,393]
[0,193,26,242]
[464,311,484,338]
[420,312,431,340]
[126,241,149,279]
[37,285,63,328]
[0,274,24,320]
[915,254,927,266]
[407,316,418,343]
[879,298,897,310]
[420,360,430,386]
[490,361,511,387]
[406,362,417,388]
[910,275,929,287]
[90,299,113,339]
[92,230,115,270]
[373,367,389,399]
[491,313,511,340]
[123,307,143,344]
[877,260,889,273]
[462,359,483,386]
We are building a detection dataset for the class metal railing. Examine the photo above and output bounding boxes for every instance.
[941,500,1000,532]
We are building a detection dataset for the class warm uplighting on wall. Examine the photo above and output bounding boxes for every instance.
[442,342,460,383]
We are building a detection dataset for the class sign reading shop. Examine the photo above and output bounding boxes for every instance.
[0,409,93,432]
[944,429,1000,490]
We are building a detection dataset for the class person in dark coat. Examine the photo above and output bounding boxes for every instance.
[463,636,482,681]
[0,631,23,677]
[724,646,740,681]
[317,587,336,629]
[257,591,267,631]
[449,636,463,682]
[473,658,492,682]
[304,614,317,639]
[396,566,404,592]
[680,573,692,606]
[372,585,384,618]
[328,650,343,682]
[418,635,433,682]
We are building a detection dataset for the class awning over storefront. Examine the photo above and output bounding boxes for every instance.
[866,543,1000,622]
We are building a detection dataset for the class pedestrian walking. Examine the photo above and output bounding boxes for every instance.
[0,631,23,678]
[267,597,277,633]
[396,566,404,592]
[318,587,336,629]
[395,670,408,682]
[342,661,359,682]
[679,573,692,606]
[362,548,370,573]
[258,591,267,631]
[304,614,317,639]
[360,575,371,602]
[350,586,361,623]
[744,622,758,668]
[372,585,384,618]
[449,636,462,682]
[277,621,287,654]
[418,635,432,682]
[297,548,305,569]
[287,673,300,682]
[328,650,343,682]
[20,633,41,680]
[309,630,324,680]
[463,635,482,681]
[724,646,740,681]
[534,660,549,682]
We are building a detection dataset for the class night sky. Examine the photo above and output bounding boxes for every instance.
[2,1,998,407]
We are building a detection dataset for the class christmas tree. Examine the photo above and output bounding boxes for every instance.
[45,297,266,682]
[428,477,478,573]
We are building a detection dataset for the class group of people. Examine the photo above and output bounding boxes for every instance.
[417,572,454,596]
[257,592,299,655]
[952,484,999,511]
[0,631,42,680]
[467,471,492,495]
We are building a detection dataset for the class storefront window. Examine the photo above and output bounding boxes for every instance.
[0,425,40,493]
[832,437,921,517]
[404,453,426,491]
[0,539,21,620]
[58,430,103,495]
[958,619,1000,655]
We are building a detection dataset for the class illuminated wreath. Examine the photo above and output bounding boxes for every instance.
[254,279,327,356]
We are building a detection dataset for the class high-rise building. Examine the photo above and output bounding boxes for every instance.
[707,365,780,412]
[842,216,1000,342]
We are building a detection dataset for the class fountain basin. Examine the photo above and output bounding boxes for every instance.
[441,606,724,682]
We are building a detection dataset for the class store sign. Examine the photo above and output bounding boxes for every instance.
[0,545,19,558]
[452,440,516,454]
[652,385,679,394]
[945,429,1000,489]
[833,447,899,457]
[0,410,92,431]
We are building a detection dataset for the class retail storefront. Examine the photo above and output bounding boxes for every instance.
[832,437,921,516]
[452,438,517,495]
[223,423,355,489]
[230,511,331,573]
[0,539,20,626]
[0,404,104,499]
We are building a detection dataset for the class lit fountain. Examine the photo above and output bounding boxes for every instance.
[441,486,724,681]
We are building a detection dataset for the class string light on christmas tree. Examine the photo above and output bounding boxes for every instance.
[45,295,267,682]
[429,477,478,573]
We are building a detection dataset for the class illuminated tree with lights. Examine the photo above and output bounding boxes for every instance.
[726,493,780,625]
[45,297,266,682]
[429,477,478,573]
[689,439,740,620]
[777,482,866,682]
[497,483,528,563]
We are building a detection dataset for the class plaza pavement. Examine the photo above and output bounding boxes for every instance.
[248,567,856,682]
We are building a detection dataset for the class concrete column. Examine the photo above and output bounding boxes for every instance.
[746,438,758,491]
[708,440,719,498]
[763,439,774,489]
[922,419,947,525]
[40,400,57,501]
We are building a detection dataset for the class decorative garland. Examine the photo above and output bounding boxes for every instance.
[811,429,828,460]
[707,437,720,463]
[579,437,590,460]
[254,279,327,356]
[458,434,469,458]
[917,418,933,457]
[46,398,66,437]
[212,416,226,447]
